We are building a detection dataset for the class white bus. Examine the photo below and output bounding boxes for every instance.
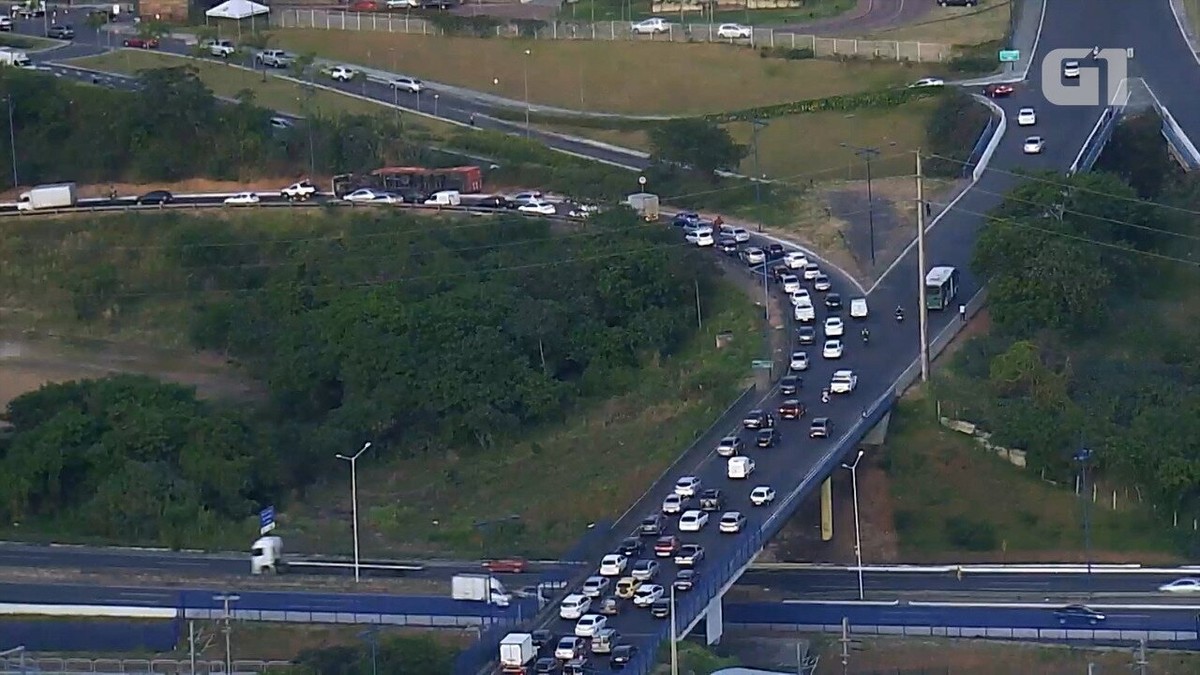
[924,266,960,310]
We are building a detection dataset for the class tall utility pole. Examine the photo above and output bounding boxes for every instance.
[1074,447,1095,591]
[1133,637,1149,675]
[336,441,373,582]
[213,593,240,675]
[840,143,881,266]
[6,96,17,188]
[748,120,768,234]
[669,582,679,675]
[915,150,931,383]
[841,449,866,600]
[522,49,531,138]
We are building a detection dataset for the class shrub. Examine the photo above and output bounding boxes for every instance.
[427,14,501,37]
[923,89,993,177]
[759,46,815,61]
[707,87,943,123]
[945,515,999,551]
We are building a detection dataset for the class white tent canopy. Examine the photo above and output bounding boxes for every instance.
[205,0,269,20]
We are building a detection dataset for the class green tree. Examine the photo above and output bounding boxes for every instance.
[648,118,747,180]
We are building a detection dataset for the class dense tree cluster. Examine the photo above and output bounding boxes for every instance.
[924,90,993,177]
[0,67,434,187]
[944,116,1200,545]
[0,375,276,544]
[0,208,711,538]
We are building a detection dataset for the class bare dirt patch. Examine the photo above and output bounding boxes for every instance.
[0,334,263,409]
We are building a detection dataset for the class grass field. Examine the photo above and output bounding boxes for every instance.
[269,30,920,115]
[879,397,1181,562]
[0,33,57,49]
[868,0,1011,45]
[65,50,460,137]
[283,280,762,558]
[1187,0,1200,40]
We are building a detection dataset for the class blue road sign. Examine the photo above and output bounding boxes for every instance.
[259,506,276,535]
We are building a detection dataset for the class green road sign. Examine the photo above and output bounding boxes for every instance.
[751,359,773,369]
[999,50,1021,63]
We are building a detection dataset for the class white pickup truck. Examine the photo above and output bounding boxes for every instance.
[281,180,318,201]
[255,49,293,69]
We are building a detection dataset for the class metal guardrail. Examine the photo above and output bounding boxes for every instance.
[272,10,954,63]
[0,657,291,674]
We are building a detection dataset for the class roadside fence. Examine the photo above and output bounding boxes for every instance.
[271,9,953,63]
[0,656,291,674]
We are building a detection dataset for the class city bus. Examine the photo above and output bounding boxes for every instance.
[924,265,960,311]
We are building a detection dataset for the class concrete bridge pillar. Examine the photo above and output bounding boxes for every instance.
[821,477,833,541]
[861,410,892,446]
[704,593,724,645]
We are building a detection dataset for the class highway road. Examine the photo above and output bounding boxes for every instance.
[11,16,652,170]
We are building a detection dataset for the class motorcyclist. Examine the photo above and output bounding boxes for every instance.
[895,305,905,322]
[861,327,870,344]
[821,389,830,404]
[1091,46,1100,59]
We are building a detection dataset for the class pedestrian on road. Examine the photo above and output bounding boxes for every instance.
[958,304,967,322]
[469,113,476,127]
[956,566,963,581]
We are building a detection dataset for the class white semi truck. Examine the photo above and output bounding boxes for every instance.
[499,633,535,674]
[452,573,512,607]
[17,183,76,211]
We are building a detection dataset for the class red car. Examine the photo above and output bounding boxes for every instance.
[481,558,527,574]
[123,37,159,49]
[984,83,1014,98]
[350,0,380,10]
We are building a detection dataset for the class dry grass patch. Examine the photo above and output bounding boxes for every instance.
[65,50,460,137]
[867,0,1011,45]
[271,29,919,115]
[280,282,763,558]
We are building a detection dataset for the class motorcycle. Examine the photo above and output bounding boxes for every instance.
[861,330,870,345]
[820,389,830,404]
[895,308,905,323]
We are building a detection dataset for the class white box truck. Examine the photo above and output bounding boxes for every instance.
[0,48,31,68]
[499,633,535,673]
[452,573,512,607]
[17,183,77,211]
[626,192,659,221]
[250,535,285,574]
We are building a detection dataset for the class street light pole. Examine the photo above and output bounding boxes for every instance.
[212,593,240,675]
[841,449,866,600]
[6,96,17,188]
[523,49,531,138]
[335,441,373,582]
[669,581,679,675]
[1074,447,1094,592]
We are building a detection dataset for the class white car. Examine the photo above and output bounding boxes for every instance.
[631,17,669,34]
[750,485,776,506]
[850,297,869,319]
[1017,107,1037,126]
[822,339,844,359]
[909,77,945,88]
[1063,60,1080,78]
[730,227,750,243]
[813,273,832,292]
[781,274,801,294]
[794,302,815,323]
[824,316,844,337]
[343,188,383,203]
[391,76,424,93]
[830,369,858,394]
[574,613,607,637]
[559,594,591,620]
[630,559,659,581]
[719,511,746,533]
[581,575,611,598]
[744,247,766,265]
[790,289,812,307]
[386,0,418,7]
[661,493,687,515]
[716,23,751,39]
[223,192,259,205]
[674,475,701,497]
[328,65,356,82]
[801,262,820,280]
[1159,578,1200,593]
[555,636,585,661]
[599,554,628,577]
[789,351,809,371]
[716,436,743,457]
[632,584,664,607]
[679,509,709,532]
[1023,136,1045,154]
[518,199,557,215]
[784,251,808,269]
[686,228,715,247]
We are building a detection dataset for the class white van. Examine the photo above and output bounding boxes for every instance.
[727,456,755,479]
[850,297,869,319]
[559,594,591,620]
[424,190,461,206]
